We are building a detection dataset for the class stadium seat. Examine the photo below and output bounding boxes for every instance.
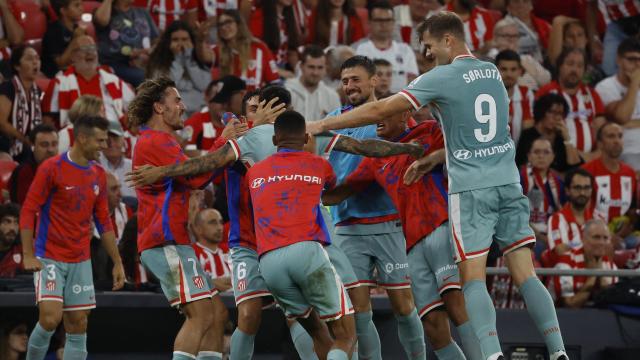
[540,248,558,268]
[13,0,47,42]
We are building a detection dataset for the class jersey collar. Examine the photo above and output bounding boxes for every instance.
[277,148,302,153]
[453,54,475,63]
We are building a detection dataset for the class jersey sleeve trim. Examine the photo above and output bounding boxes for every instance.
[228,139,241,160]
[324,134,341,155]
[399,90,421,110]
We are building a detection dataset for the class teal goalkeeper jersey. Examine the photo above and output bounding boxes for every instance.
[399,55,520,194]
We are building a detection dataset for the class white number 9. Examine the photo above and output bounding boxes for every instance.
[474,94,497,143]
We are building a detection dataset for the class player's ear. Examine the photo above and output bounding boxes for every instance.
[152,101,163,115]
[272,135,277,146]
[304,133,309,145]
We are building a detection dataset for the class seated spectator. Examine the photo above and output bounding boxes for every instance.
[41,0,84,78]
[0,0,24,79]
[547,168,595,255]
[521,138,565,250]
[94,0,159,87]
[516,93,582,173]
[393,0,442,53]
[550,219,618,307]
[595,38,640,172]
[8,125,58,205]
[0,319,28,359]
[353,1,418,93]
[58,95,106,154]
[249,0,301,75]
[487,17,551,89]
[99,121,136,200]
[134,0,197,32]
[102,171,133,243]
[293,0,314,41]
[285,45,341,121]
[42,36,135,129]
[0,46,42,161]
[212,10,279,91]
[118,216,152,287]
[503,0,550,63]
[146,20,211,117]
[495,49,533,144]
[445,0,496,54]
[0,203,21,278]
[582,123,637,250]
[373,58,393,99]
[536,48,607,158]
[184,76,247,153]
[306,0,364,48]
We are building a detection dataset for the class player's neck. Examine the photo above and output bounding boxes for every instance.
[449,46,473,63]
[147,116,177,136]
[277,144,304,151]
[68,146,89,166]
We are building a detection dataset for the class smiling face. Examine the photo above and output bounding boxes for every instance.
[72,36,99,73]
[217,14,239,42]
[340,66,377,107]
[158,87,186,130]
[376,110,409,140]
[421,31,454,66]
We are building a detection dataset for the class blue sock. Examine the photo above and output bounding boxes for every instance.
[328,349,350,360]
[196,351,223,360]
[63,333,87,360]
[230,328,255,360]
[463,280,502,359]
[26,323,54,360]
[354,311,382,360]
[457,321,484,360]
[434,341,466,360]
[289,321,319,360]
[173,351,196,360]
[396,309,426,360]
[519,276,566,355]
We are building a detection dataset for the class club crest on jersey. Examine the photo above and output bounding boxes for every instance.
[93,185,100,196]
[237,279,247,291]
[248,60,257,71]
[46,280,56,291]
[193,276,205,289]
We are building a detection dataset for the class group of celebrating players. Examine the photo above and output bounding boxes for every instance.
[20,11,570,360]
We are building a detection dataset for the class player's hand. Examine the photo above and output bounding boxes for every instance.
[23,255,43,272]
[112,262,125,291]
[403,156,435,185]
[629,67,640,88]
[126,165,164,187]
[306,120,324,135]
[221,118,249,140]
[253,97,286,126]
[407,141,425,159]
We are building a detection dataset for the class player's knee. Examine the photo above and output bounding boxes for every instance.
[422,310,451,349]
[442,290,469,326]
[390,295,416,316]
[237,301,262,333]
[64,314,88,334]
[348,287,371,313]
[329,316,356,345]
[39,312,62,331]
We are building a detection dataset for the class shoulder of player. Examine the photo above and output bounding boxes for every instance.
[38,154,64,173]
[406,120,439,140]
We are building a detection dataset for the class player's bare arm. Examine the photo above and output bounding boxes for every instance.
[334,135,425,158]
[20,229,43,271]
[308,94,414,134]
[127,143,237,187]
[99,231,125,290]
[403,148,445,185]
[321,184,356,206]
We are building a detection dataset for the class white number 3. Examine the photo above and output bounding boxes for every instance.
[474,94,497,143]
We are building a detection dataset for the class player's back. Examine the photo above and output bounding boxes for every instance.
[247,150,335,256]
[401,55,519,193]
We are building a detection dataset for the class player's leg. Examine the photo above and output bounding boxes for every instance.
[326,314,358,360]
[60,259,96,360]
[197,295,227,360]
[175,299,215,358]
[422,309,466,360]
[496,184,566,360]
[27,259,64,360]
[296,311,334,360]
[441,291,483,360]
[61,310,90,360]
[450,190,503,360]
[228,247,272,360]
[373,230,424,360]
[287,319,319,360]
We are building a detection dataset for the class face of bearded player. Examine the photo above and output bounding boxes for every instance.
[161,87,187,131]
[340,65,377,107]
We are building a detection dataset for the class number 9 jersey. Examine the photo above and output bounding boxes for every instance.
[399,54,520,194]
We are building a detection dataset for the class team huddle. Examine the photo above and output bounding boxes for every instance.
[21,12,570,360]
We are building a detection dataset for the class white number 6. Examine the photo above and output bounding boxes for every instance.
[474,94,497,143]
[237,262,247,280]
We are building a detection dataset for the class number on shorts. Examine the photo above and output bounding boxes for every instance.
[237,262,247,280]
[46,264,56,280]
[473,94,497,143]
[187,258,199,276]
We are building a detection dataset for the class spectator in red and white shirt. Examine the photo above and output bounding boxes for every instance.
[393,0,442,53]
[536,48,607,157]
[134,0,198,32]
[582,122,637,249]
[550,219,618,307]
[496,49,534,144]
[446,0,497,54]
[212,10,280,91]
[102,172,133,243]
[547,168,595,255]
[503,0,550,63]
[306,0,365,48]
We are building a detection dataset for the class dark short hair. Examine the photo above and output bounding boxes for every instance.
[373,58,392,68]
[259,85,291,108]
[340,55,376,77]
[417,11,465,42]
[73,116,110,138]
[555,47,587,71]
[128,77,176,128]
[533,93,569,122]
[495,49,521,66]
[241,89,261,116]
[368,0,393,17]
[301,45,326,64]
[595,121,620,142]
[51,0,74,17]
[29,124,57,144]
[10,45,37,75]
[0,203,19,222]
[274,110,306,137]
[617,37,640,57]
[565,168,593,188]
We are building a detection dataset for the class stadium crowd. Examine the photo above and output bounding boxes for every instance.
[0,0,640,358]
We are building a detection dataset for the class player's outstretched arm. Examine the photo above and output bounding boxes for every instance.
[308,94,414,134]
[127,143,237,186]
[334,135,424,159]
[99,231,125,291]
[403,149,445,185]
[322,184,357,206]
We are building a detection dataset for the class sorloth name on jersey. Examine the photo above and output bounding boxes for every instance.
[462,68,502,84]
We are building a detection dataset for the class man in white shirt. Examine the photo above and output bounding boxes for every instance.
[99,121,135,199]
[353,0,418,93]
[595,38,640,172]
[285,45,341,121]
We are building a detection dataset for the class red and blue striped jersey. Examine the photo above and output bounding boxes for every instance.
[344,121,448,250]
[133,127,212,252]
[247,149,336,256]
[20,153,112,262]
